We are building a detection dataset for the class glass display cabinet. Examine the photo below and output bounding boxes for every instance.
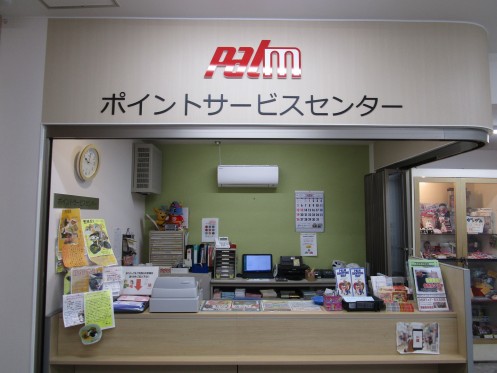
[414,178,458,260]
[412,170,497,362]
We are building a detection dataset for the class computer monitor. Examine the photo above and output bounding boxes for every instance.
[242,254,273,278]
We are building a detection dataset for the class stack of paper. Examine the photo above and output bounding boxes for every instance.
[260,289,278,298]
[235,288,246,299]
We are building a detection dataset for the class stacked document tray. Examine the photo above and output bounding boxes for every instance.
[214,249,236,279]
[149,231,184,267]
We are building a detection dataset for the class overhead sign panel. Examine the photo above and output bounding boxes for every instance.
[43,19,492,133]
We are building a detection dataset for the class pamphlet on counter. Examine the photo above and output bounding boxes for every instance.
[396,322,440,354]
[408,258,449,311]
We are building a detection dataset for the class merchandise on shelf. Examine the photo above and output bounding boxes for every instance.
[470,267,497,300]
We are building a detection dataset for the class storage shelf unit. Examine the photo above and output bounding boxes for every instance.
[149,230,185,267]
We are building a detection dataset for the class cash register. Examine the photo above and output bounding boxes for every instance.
[277,256,309,280]
[149,276,202,312]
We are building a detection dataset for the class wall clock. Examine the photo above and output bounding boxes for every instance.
[77,144,100,181]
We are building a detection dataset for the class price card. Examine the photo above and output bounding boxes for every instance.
[295,191,324,233]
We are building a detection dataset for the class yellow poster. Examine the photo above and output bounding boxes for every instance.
[81,219,114,258]
[59,209,88,268]
[84,289,115,330]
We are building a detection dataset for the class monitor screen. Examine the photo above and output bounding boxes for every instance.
[242,254,273,273]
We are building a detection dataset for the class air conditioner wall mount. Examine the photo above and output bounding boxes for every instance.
[217,165,279,188]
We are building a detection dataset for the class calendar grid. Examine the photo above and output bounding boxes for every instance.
[295,191,325,233]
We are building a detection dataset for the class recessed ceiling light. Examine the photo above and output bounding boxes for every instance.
[40,0,119,9]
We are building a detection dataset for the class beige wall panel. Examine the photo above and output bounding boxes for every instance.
[43,19,492,130]
[374,140,450,170]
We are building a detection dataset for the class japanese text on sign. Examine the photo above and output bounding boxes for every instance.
[100,92,402,117]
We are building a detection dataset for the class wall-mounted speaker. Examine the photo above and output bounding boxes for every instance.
[132,143,162,194]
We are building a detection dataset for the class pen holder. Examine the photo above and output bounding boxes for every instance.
[323,295,343,311]
[305,268,316,281]
[191,264,209,273]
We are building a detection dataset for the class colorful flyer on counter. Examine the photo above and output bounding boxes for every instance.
[335,268,352,296]
[102,266,124,297]
[81,219,114,258]
[231,300,261,312]
[201,300,233,311]
[59,209,88,268]
[84,289,115,330]
[62,293,85,327]
[288,300,323,311]
[407,258,440,301]
[261,300,292,311]
[350,267,367,296]
[412,266,449,311]
[70,266,104,294]
[396,322,440,354]
[121,266,159,295]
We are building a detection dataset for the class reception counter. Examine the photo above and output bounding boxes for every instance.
[48,263,472,373]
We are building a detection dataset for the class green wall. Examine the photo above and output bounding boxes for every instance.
[145,143,369,271]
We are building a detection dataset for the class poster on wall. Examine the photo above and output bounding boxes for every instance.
[59,208,88,269]
[295,191,324,233]
[300,233,317,256]
[201,218,219,242]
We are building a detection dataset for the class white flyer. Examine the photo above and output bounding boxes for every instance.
[300,233,317,256]
[62,293,85,327]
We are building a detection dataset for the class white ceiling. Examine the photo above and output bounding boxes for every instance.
[2,0,497,53]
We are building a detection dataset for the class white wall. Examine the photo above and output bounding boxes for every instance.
[0,17,47,373]
[46,139,146,315]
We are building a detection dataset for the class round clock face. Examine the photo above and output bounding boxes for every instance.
[78,145,100,181]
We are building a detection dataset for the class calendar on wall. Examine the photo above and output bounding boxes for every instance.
[295,191,325,233]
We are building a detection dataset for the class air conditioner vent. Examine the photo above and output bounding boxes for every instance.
[132,143,162,194]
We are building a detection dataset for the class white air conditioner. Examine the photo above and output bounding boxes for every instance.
[217,165,279,188]
[132,143,162,194]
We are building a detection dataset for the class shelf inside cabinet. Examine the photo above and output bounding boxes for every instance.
[466,254,497,260]
[472,298,497,304]
[421,233,456,237]
[474,338,497,344]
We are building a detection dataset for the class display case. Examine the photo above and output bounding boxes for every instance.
[464,180,497,361]
[412,170,497,362]
[414,178,459,260]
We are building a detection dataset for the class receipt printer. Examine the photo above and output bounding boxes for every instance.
[149,276,202,313]
[277,256,309,281]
